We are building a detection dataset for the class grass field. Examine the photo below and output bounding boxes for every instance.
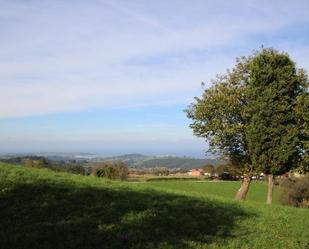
[143,180,281,204]
[0,163,308,249]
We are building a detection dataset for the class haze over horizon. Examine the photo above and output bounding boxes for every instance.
[1,0,309,157]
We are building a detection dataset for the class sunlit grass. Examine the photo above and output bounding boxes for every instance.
[141,180,281,204]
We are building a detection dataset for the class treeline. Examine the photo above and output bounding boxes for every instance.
[0,156,89,175]
[201,164,239,180]
[129,167,187,176]
[0,156,130,180]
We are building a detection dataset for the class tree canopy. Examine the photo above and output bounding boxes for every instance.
[186,48,309,201]
[246,49,309,176]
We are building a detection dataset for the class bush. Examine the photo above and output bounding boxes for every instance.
[91,161,128,180]
[280,175,309,208]
[23,158,48,169]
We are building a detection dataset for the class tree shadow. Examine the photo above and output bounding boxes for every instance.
[0,180,254,249]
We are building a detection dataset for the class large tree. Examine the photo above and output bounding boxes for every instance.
[186,48,309,202]
[245,49,309,204]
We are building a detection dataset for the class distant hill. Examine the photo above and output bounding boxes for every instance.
[0,153,226,169]
[98,154,152,166]
[139,157,224,169]
[99,154,225,169]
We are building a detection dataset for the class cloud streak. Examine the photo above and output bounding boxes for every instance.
[0,0,309,118]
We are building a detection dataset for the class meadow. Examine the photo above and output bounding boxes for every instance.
[0,163,308,249]
[143,180,281,204]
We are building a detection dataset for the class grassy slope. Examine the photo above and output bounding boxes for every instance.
[0,163,308,249]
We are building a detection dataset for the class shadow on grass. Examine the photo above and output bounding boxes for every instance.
[0,181,253,249]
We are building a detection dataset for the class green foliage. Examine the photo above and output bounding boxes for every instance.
[215,164,242,180]
[185,54,254,174]
[246,48,309,175]
[186,48,309,177]
[1,163,308,249]
[280,175,309,208]
[295,90,309,173]
[91,161,128,180]
[215,164,228,175]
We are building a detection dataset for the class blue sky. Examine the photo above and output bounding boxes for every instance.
[0,0,309,157]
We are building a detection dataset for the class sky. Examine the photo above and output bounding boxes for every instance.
[0,0,309,157]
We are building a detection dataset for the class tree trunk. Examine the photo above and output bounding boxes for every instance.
[235,175,251,201]
[267,174,274,204]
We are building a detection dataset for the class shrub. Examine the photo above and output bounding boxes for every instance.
[280,175,309,208]
[91,161,128,180]
[23,158,48,169]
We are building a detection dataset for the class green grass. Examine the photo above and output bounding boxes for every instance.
[143,180,281,204]
[0,163,308,249]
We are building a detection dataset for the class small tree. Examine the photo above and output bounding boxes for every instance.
[91,161,128,180]
[202,164,215,175]
[186,54,255,200]
[113,160,129,180]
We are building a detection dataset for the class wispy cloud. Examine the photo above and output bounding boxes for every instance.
[0,0,309,119]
